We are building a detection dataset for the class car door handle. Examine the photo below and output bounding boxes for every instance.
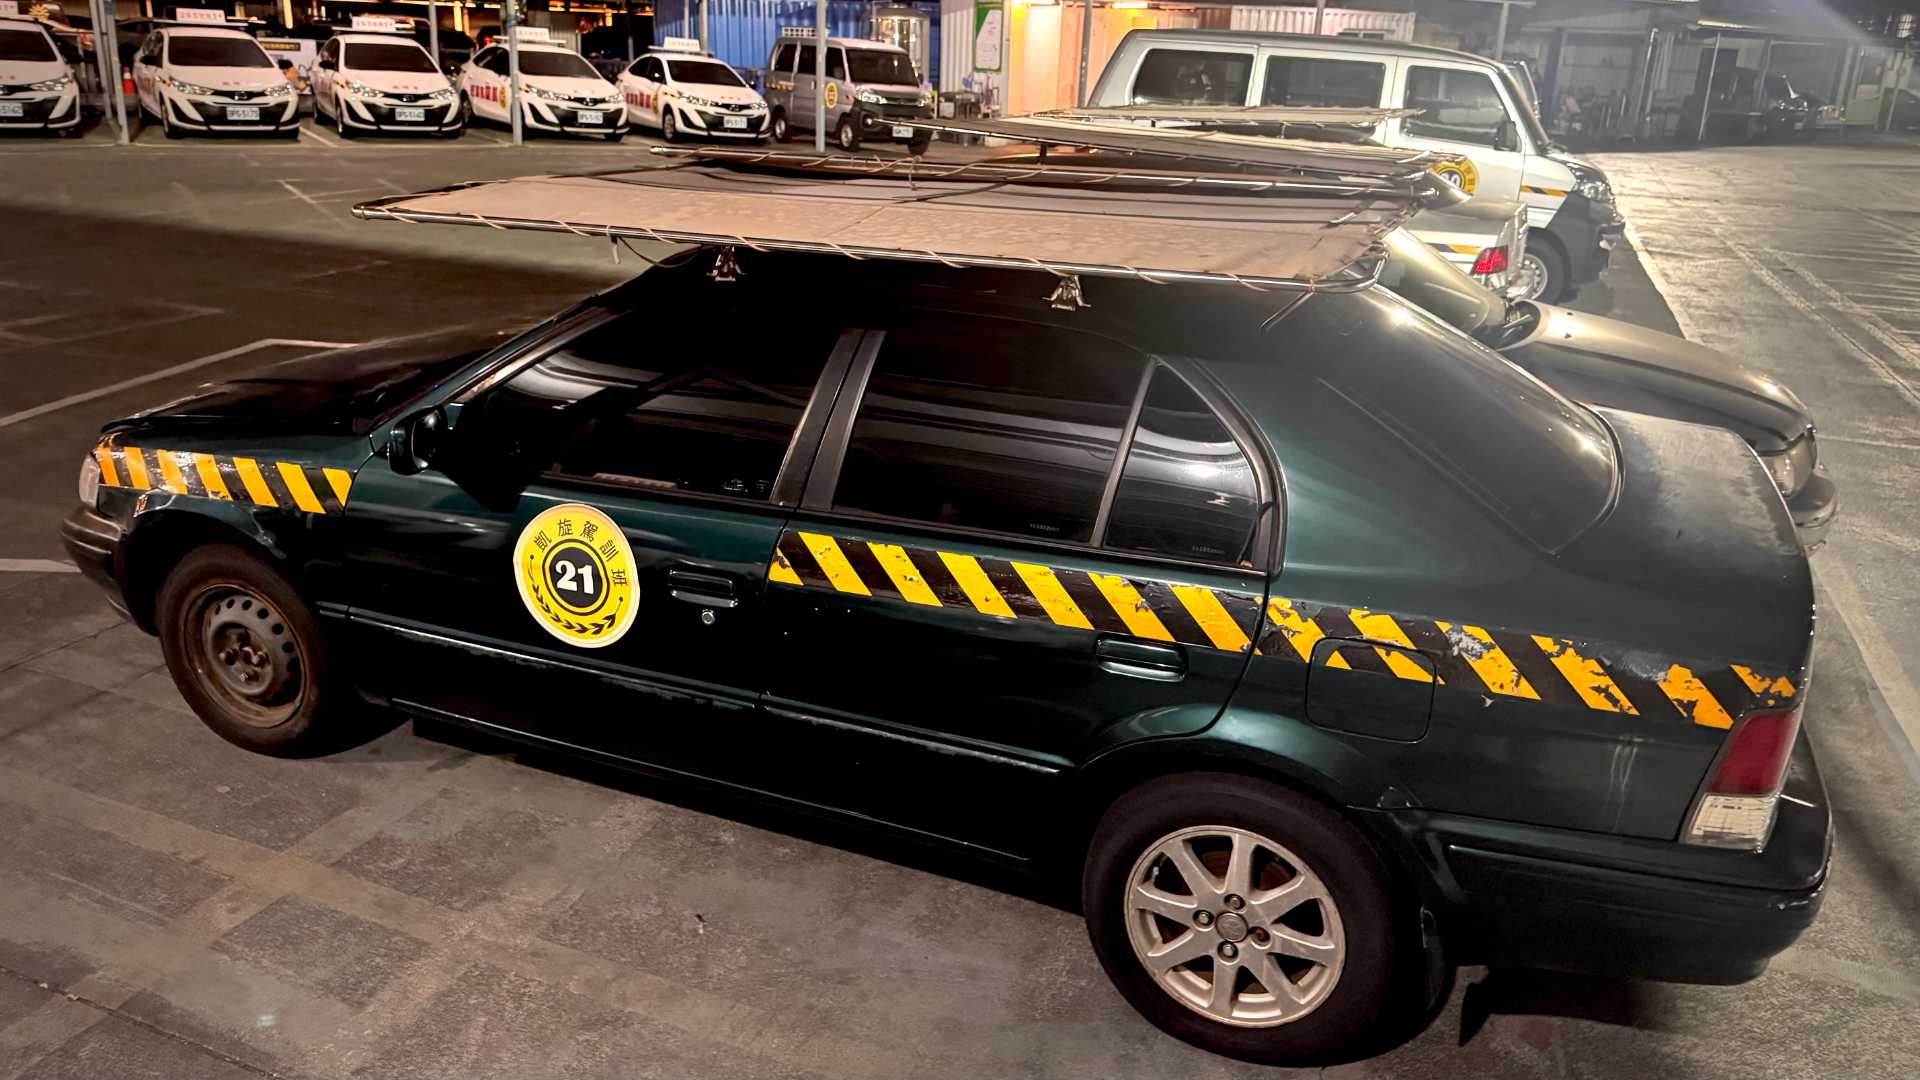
[666,570,738,609]
[1095,637,1186,682]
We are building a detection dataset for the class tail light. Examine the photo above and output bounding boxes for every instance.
[1471,246,1509,276]
[1684,704,1804,851]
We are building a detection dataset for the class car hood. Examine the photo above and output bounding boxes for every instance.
[344,69,451,94]
[168,63,285,91]
[109,329,509,439]
[0,58,67,84]
[1503,302,1812,452]
[670,81,761,105]
[527,74,619,97]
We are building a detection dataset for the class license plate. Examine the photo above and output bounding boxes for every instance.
[577,111,603,124]
[0,102,22,118]
[226,106,260,121]
[394,106,425,122]
[723,115,747,130]
[892,125,913,138]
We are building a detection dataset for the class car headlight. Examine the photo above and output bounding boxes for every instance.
[78,454,100,509]
[342,79,386,99]
[427,87,456,101]
[167,77,217,96]
[675,92,718,108]
[264,82,294,98]
[856,88,886,105]
[918,89,933,106]
[1577,178,1612,202]
[519,83,561,101]
[28,74,75,92]
[1761,448,1797,497]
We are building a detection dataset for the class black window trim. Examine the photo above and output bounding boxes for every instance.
[799,317,1277,575]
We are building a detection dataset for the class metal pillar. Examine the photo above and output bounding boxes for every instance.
[88,0,128,144]
[699,0,708,51]
[814,2,827,152]
[428,0,441,68]
[625,1,635,62]
[1312,0,1324,35]
[1075,0,1092,106]
[1695,30,1721,142]
[1492,1,1508,60]
[505,1,523,144]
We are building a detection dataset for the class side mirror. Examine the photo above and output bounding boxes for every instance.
[1493,117,1519,153]
[318,59,336,71]
[389,407,446,475]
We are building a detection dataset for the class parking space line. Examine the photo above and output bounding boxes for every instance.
[0,559,78,573]
[0,338,357,432]
[300,120,338,148]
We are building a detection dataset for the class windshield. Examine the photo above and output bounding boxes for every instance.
[0,27,57,62]
[519,49,600,78]
[1495,65,1551,153]
[1377,228,1503,335]
[169,35,273,68]
[668,58,743,86]
[845,47,915,85]
[345,41,437,73]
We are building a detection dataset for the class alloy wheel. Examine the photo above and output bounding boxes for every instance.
[1123,825,1346,1027]
[1510,251,1549,302]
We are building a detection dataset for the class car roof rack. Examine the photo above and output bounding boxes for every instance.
[1033,104,1418,129]
[352,114,1457,295]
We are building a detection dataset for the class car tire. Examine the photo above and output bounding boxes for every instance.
[335,96,356,138]
[156,543,352,758]
[771,107,789,143]
[835,114,859,152]
[661,107,678,142]
[907,130,930,155]
[604,128,624,142]
[162,103,183,139]
[459,92,473,127]
[1514,239,1569,304]
[1082,773,1401,1066]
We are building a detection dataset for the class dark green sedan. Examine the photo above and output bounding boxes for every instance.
[62,250,1828,1064]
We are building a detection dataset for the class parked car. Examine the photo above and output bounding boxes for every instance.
[763,31,931,151]
[0,13,81,135]
[131,23,299,138]
[1086,29,1624,304]
[311,28,461,137]
[457,37,625,139]
[1376,225,1837,547]
[617,39,765,142]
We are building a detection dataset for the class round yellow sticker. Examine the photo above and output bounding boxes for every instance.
[1430,156,1479,196]
[824,80,838,110]
[512,503,637,649]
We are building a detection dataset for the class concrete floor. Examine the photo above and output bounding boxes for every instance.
[0,120,1916,1079]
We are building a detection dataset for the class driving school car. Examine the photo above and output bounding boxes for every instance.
[132,24,299,137]
[312,26,460,137]
[457,31,625,140]
[616,37,765,142]
[0,14,80,134]
[60,128,1830,1066]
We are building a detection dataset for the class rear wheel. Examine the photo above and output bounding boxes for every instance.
[1512,239,1568,304]
[156,544,349,757]
[1083,773,1401,1065]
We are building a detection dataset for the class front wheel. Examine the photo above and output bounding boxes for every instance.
[1511,239,1569,304]
[907,130,930,155]
[156,543,351,757]
[835,114,859,152]
[1082,773,1401,1065]
[660,107,678,142]
[770,108,789,143]
[335,96,357,138]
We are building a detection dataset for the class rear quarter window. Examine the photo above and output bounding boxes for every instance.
[1130,48,1252,106]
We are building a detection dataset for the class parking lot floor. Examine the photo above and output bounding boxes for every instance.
[0,132,1916,1079]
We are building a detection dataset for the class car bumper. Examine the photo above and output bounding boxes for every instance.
[341,97,462,133]
[1540,191,1622,285]
[1368,732,1830,984]
[167,94,300,132]
[60,505,131,621]
[854,105,930,142]
[1789,467,1839,551]
[0,90,81,130]
[522,100,628,137]
[673,103,767,138]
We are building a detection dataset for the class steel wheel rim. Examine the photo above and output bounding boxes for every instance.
[1512,251,1548,301]
[184,583,305,728]
[1123,825,1345,1028]
[663,110,675,139]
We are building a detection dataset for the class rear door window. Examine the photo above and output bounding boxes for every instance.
[831,319,1143,543]
[1403,65,1509,147]
[1129,48,1252,106]
[1105,367,1261,565]
[1259,55,1385,108]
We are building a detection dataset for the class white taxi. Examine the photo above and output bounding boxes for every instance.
[132,23,297,138]
[617,38,766,142]
[312,24,460,138]
[456,31,624,140]
[0,14,80,135]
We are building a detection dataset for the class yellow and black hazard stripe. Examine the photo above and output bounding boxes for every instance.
[1257,597,1798,730]
[93,440,352,515]
[1521,184,1569,198]
[768,529,1261,653]
[767,529,1801,730]
[1430,242,1483,257]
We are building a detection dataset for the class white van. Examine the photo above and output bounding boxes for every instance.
[1088,30,1623,303]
